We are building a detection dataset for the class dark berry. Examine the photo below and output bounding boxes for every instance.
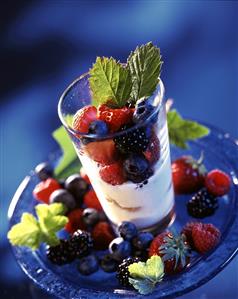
[132,249,149,261]
[69,230,93,258]
[100,254,118,272]
[109,237,132,262]
[113,124,151,154]
[82,208,100,227]
[117,257,140,287]
[132,232,154,250]
[88,120,109,136]
[133,99,156,123]
[118,221,138,241]
[35,162,53,181]
[65,174,88,204]
[187,188,218,218]
[123,154,153,183]
[49,189,76,212]
[77,254,99,275]
[46,240,75,265]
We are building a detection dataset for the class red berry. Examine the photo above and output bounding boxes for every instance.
[65,209,86,234]
[181,222,198,249]
[205,169,231,197]
[72,105,97,133]
[172,155,206,194]
[97,104,134,132]
[80,167,91,185]
[33,178,61,204]
[99,161,126,185]
[84,189,102,211]
[144,133,160,165]
[192,222,221,254]
[92,221,115,250]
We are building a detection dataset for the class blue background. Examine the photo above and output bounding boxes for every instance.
[0,1,237,298]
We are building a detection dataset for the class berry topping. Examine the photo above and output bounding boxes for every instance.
[132,232,154,251]
[77,254,99,275]
[88,120,109,136]
[172,154,206,194]
[49,189,76,212]
[92,221,115,250]
[82,208,100,227]
[69,230,93,258]
[97,104,133,132]
[187,188,218,218]
[118,221,138,241]
[64,209,86,234]
[114,124,151,154]
[99,161,126,185]
[35,162,53,181]
[192,222,221,254]
[84,189,103,211]
[46,240,75,265]
[65,174,88,204]
[144,133,160,165]
[72,105,97,133]
[33,178,61,204]
[100,254,118,272]
[80,167,91,184]
[149,232,190,274]
[133,98,155,123]
[109,237,132,262]
[117,257,140,287]
[123,154,152,183]
[205,169,231,197]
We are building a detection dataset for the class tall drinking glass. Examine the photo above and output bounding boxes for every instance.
[58,73,175,232]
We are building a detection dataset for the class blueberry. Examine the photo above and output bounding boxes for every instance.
[109,237,132,262]
[49,189,76,212]
[82,208,99,227]
[133,99,156,123]
[77,254,99,275]
[100,254,118,272]
[118,221,138,241]
[132,232,154,250]
[65,174,88,203]
[88,120,109,136]
[35,162,53,181]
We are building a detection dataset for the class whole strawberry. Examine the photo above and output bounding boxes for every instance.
[205,169,231,197]
[172,153,206,194]
[149,232,190,274]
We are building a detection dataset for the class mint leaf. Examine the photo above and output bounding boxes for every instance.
[128,42,163,103]
[129,278,156,295]
[89,57,132,108]
[167,110,210,149]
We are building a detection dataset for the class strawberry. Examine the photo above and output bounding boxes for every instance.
[33,178,61,204]
[80,167,91,185]
[205,169,231,197]
[192,222,221,254]
[65,209,86,234]
[172,154,206,194]
[83,139,118,165]
[149,232,190,274]
[72,105,97,133]
[99,161,126,185]
[144,133,160,165]
[84,189,103,211]
[91,221,115,250]
[97,104,134,132]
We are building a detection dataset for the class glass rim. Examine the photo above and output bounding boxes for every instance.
[58,72,165,140]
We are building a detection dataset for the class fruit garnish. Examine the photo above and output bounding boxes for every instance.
[181,222,198,249]
[82,208,100,227]
[144,133,160,165]
[133,98,156,123]
[72,105,97,133]
[8,203,68,250]
[35,162,53,181]
[92,221,115,250]
[77,254,99,275]
[64,209,86,234]
[187,188,218,218]
[117,257,141,287]
[88,119,109,135]
[172,153,206,194]
[33,178,62,204]
[65,173,88,204]
[69,229,93,258]
[118,221,138,241]
[191,222,221,254]
[100,254,118,273]
[46,239,75,265]
[84,189,103,211]
[80,167,91,184]
[205,169,231,197]
[49,189,76,212]
[109,237,132,262]
[97,104,134,132]
[167,109,210,149]
[99,161,126,185]
[127,256,164,295]
[132,232,154,251]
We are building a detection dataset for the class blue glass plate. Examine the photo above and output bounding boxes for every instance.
[8,123,238,299]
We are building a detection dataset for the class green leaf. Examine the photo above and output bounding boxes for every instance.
[89,57,132,108]
[167,109,210,149]
[128,278,156,295]
[128,42,163,103]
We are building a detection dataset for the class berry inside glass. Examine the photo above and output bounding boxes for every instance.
[58,73,175,231]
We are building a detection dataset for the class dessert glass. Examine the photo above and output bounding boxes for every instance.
[58,73,175,232]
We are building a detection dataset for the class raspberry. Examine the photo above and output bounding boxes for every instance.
[84,189,103,211]
[144,133,160,165]
[181,222,198,249]
[65,209,86,234]
[72,105,97,133]
[205,169,231,197]
[33,178,61,204]
[92,221,115,250]
[99,161,126,185]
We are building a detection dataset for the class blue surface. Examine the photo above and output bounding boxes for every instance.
[0,1,238,298]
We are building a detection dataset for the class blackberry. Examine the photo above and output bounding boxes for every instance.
[117,257,140,287]
[113,124,151,154]
[187,188,218,218]
[69,230,93,258]
[46,240,75,265]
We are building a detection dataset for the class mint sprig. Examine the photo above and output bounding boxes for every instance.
[167,109,210,149]
[128,255,164,295]
[89,57,132,108]
[8,203,68,250]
